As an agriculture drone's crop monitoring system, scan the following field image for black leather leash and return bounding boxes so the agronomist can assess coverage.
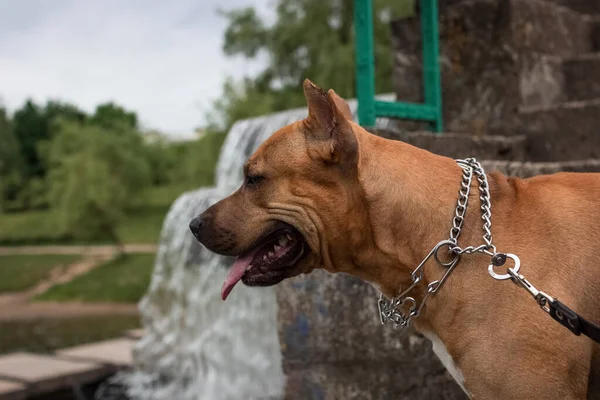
[548,300,600,344]
[491,253,600,344]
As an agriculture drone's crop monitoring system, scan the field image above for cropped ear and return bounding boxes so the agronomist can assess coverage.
[327,89,353,121]
[303,79,357,166]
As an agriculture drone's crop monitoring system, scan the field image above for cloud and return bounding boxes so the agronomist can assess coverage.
[0,0,271,137]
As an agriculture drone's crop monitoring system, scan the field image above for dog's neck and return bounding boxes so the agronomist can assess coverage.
[352,127,506,331]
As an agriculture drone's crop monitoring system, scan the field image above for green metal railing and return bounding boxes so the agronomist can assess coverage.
[354,0,443,132]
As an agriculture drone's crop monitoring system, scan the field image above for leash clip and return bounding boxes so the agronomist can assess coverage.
[507,267,539,298]
[503,260,555,314]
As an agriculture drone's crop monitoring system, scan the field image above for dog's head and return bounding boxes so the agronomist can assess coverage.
[190,80,371,300]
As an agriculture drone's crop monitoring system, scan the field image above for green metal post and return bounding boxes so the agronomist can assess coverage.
[354,0,376,127]
[420,0,443,132]
[353,0,443,132]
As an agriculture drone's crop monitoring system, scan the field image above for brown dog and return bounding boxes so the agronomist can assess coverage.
[190,79,600,399]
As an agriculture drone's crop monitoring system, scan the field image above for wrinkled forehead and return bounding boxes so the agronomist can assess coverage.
[244,121,307,174]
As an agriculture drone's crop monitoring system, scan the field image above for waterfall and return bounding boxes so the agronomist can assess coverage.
[115,97,394,400]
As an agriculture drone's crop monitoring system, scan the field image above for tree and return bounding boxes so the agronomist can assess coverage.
[90,102,138,131]
[9,99,89,209]
[10,99,140,211]
[12,99,87,178]
[208,0,415,131]
[141,129,178,186]
[13,100,47,179]
[0,108,25,211]
[47,121,151,247]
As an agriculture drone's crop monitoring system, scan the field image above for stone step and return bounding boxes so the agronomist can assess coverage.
[543,0,600,14]
[0,353,110,398]
[563,53,600,101]
[0,379,26,400]
[57,338,136,367]
[482,159,600,177]
[283,362,465,400]
[373,130,526,161]
[518,98,600,161]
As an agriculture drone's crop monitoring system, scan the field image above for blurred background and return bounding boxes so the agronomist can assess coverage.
[1,0,599,399]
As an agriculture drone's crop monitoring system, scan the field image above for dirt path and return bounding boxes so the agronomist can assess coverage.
[26,254,113,298]
[0,244,157,256]
[0,248,148,321]
[0,294,138,321]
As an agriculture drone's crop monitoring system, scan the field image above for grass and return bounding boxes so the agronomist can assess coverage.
[0,254,80,293]
[0,184,183,245]
[0,132,227,246]
[0,315,140,355]
[35,253,155,303]
[0,209,70,245]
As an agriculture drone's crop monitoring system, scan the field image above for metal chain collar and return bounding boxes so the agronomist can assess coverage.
[378,158,496,329]
[378,158,600,345]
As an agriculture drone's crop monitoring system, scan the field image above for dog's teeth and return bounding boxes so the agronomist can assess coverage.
[286,234,292,241]
[263,255,268,261]
[274,245,281,251]
[246,265,253,271]
[268,252,274,257]
[279,236,289,246]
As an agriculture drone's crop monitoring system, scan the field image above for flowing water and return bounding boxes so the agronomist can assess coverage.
[112,98,394,400]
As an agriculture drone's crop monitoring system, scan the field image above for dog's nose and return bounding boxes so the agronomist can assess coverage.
[189,216,205,238]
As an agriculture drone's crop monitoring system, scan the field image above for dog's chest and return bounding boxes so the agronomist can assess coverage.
[422,331,470,397]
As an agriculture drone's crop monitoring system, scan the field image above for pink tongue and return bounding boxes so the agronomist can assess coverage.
[221,248,260,301]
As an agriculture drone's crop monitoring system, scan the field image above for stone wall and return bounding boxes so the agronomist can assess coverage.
[390,0,591,136]
[276,270,467,400]
[373,129,526,161]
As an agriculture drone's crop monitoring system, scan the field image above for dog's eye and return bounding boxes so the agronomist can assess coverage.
[245,175,265,188]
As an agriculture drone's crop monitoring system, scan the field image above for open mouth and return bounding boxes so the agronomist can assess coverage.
[221,224,307,301]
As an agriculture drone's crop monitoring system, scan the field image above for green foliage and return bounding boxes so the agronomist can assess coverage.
[6,99,140,212]
[43,100,87,132]
[142,130,179,186]
[13,100,87,180]
[209,0,415,131]
[173,132,227,187]
[36,253,155,303]
[0,108,25,211]
[13,100,47,179]
[47,121,151,243]
[7,100,87,210]
[0,254,80,292]
[90,102,138,131]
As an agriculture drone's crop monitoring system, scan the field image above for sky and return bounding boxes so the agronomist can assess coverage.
[0,0,271,139]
